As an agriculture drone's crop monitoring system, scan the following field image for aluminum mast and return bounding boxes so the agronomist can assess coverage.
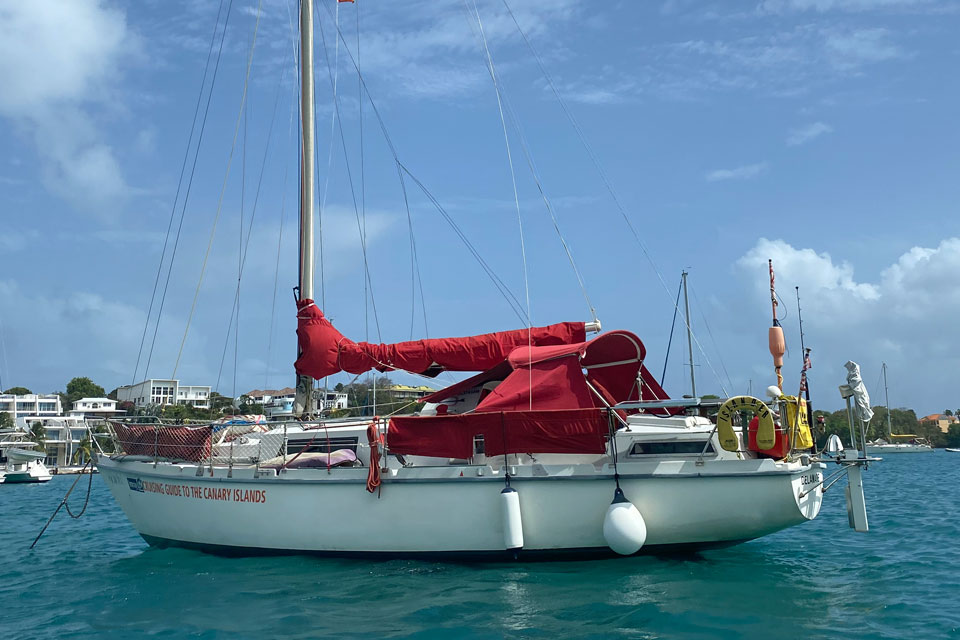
[682,270,696,398]
[295,0,316,416]
[883,362,892,439]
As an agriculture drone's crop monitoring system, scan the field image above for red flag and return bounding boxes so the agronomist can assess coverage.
[338,0,354,3]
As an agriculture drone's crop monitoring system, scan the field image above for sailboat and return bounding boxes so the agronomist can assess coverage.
[866,363,933,454]
[97,1,872,558]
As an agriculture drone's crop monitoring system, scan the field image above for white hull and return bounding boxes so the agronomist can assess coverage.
[866,444,933,454]
[99,455,823,557]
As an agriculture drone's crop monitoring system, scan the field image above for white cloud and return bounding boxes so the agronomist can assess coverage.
[787,121,833,145]
[643,25,906,100]
[734,237,960,411]
[0,0,139,215]
[737,238,880,310]
[705,162,768,182]
[760,0,936,13]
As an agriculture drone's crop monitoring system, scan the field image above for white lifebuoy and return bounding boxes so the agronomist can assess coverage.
[603,487,647,555]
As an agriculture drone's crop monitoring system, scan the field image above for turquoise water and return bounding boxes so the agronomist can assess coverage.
[2,454,958,639]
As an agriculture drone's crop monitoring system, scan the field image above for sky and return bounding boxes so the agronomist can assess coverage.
[0,0,958,414]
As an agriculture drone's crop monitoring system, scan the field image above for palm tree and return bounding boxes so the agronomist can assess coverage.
[72,433,94,466]
[29,421,46,450]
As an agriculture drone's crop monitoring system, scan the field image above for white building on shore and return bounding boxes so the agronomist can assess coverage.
[0,393,62,422]
[69,397,124,420]
[117,379,211,409]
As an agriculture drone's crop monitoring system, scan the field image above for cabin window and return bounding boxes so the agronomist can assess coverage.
[629,441,715,455]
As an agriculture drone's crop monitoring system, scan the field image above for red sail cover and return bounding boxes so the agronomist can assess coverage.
[294,299,586,378]
[388,409,608,459]
[387,331,673,457]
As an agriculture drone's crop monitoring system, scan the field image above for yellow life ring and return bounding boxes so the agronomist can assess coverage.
[716,396,774,452]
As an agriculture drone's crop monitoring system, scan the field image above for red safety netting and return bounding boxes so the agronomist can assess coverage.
[388,409,608,459]
[294,299,586,378]
[111,422,212,462]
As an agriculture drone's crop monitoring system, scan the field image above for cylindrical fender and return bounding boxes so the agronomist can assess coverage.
[716,396,775,452]
[500,486,523,551]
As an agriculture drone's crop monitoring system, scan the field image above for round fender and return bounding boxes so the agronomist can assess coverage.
[717,396,774,452]
[603,488,647,555]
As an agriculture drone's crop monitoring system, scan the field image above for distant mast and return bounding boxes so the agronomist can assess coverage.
[883,362,892,439]
[295,0,316,417]
[682,270,697,398]
[768,260,785,390]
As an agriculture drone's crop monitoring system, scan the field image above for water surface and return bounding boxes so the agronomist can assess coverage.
[2,454,957,639]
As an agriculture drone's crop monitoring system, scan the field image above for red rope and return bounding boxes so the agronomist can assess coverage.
[366,417,382,494]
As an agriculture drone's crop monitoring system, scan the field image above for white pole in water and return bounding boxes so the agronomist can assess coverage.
[882,362,892,439]
[295,0,316,417]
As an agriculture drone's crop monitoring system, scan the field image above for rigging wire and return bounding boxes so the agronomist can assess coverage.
[467,0,533,408]
[690,282,735,393]
[316,0,526,325]
[173,0,264,379]
[215,61,287,393]
[460,2,597,326]
[137,0,234,383]
[660,274,683,386]
[0,309,8,392]
[315,2,381,343]
[266,88,298,391]
[499,0,729,396]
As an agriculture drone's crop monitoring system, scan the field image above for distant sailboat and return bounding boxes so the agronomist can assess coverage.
[866,363,933,454]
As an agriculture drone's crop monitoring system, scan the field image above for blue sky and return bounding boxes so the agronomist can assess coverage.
[1,0,958,414]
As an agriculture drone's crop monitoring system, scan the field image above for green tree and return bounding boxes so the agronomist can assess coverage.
[209,392,233,415]
[0,412,14,429]
[237,395,264,414]
[3,386,31,395]
[64,377,106,408]
[945,424,960,448]
[944,409,953,416]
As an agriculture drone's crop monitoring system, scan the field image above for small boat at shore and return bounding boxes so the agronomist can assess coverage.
[0,430,52,484]
[946,448,960,453]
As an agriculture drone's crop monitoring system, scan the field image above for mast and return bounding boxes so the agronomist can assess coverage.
[295,0,316,417]
[883,362,892,438]
[682,270,696,398]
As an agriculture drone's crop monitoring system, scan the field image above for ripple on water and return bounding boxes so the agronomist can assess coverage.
[2,456,959,639]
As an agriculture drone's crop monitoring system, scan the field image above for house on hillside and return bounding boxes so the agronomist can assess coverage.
[244,387,347,419]
[117,379,211,409]
[919,413,958,434]
[69,397,124,420]
[0,393,62,422]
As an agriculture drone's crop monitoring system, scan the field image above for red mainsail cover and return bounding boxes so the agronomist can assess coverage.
[294,299,586,378]
[386,330,673,458]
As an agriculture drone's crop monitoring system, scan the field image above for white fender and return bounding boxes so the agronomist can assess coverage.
[603,487,647,555]
[500,486,523,551]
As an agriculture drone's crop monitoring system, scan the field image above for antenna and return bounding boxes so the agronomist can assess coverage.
[768,260,785,390]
